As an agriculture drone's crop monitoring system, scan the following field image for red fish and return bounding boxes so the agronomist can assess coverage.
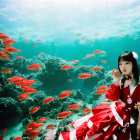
[60,65,73,70]
[1,69,12,74]
[17,94,30,101]
[27,64,42,71]
[29,131,41,140]
[36,39,41,41]
[29,107,40,114]
[101,60,107,63]
[12,78,25,85]
[14,137,23,140]
[78,73,93,79]
[95,89,106,95]
[19,32,24,35]
[6,77,17,83]
[37,118,49,123]
[7,76,25,84]
[0,51,11,60]
[90,67,103,71]
[27,121,35,128]
[46,124,55,129]
[71,60,79,63]
[42,97,55,104]
[26,123,43,134]
[23,40,29,43]
[58,90,73,99]
[97,86,109,90]
[57,111,72,119]
[22,86,38,94]
[24,127,32,133]
[31,123,44,131]
[83,108,92,113]
[16,56,23,59]
[0,34,9,40]
[17,79,36,87]
[38,53,45,55]
[84,54,95,59]
[3,46,21,54]
[67,104,81,110]
[22,79,36,86]
[24,128,33,135]
[0,55,11,60]
[93,50,102,53]
[33,46,38,48]
[6,78,13,83]
[3,39,16,47]
[0,51,6,56]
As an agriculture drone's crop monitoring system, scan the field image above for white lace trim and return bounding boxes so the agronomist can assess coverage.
[110,102,124,126]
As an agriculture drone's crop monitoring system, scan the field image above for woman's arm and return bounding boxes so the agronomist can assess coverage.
[105,69,121,101]
[105,84,121,101]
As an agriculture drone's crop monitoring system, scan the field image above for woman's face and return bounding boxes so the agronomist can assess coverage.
[119,60,133,76]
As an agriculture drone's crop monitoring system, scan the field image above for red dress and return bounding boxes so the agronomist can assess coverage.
[59,83,140,140]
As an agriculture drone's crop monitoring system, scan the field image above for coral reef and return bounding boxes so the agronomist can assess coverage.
[0,97,23,128]
[0,33,112,139]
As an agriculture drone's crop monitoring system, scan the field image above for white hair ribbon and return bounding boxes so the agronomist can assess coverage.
[132,51,138,59]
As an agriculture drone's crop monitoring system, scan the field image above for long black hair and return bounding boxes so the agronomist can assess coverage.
[118,51,139,86]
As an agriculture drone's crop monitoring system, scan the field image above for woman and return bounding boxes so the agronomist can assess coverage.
[59,51,140,140]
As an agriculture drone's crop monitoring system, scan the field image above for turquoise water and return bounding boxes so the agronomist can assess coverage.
[0,0,140,139]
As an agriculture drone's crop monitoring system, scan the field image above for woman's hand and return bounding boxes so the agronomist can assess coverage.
[134,102,140,112]
[112,69,121,85]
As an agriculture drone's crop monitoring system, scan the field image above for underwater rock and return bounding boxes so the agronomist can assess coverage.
[1,82,22,98]
[43,94,85,119]
[91,94,107,109]
[35,56,70,96]
[0,97,23,128]
[70,89,86,101]
[12,58,31,74]
[43,55,65,71]
[0,59,7,69]
[58,118,73,127]
[43,118,73,140]
[43,108,62,119]
[89,70,114,106]
[43,99,62,111]
[32,91,46,105]
[70,64,92,79]
[0,73,6,87]
[19,98,35,117]
[22,118,30,129]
